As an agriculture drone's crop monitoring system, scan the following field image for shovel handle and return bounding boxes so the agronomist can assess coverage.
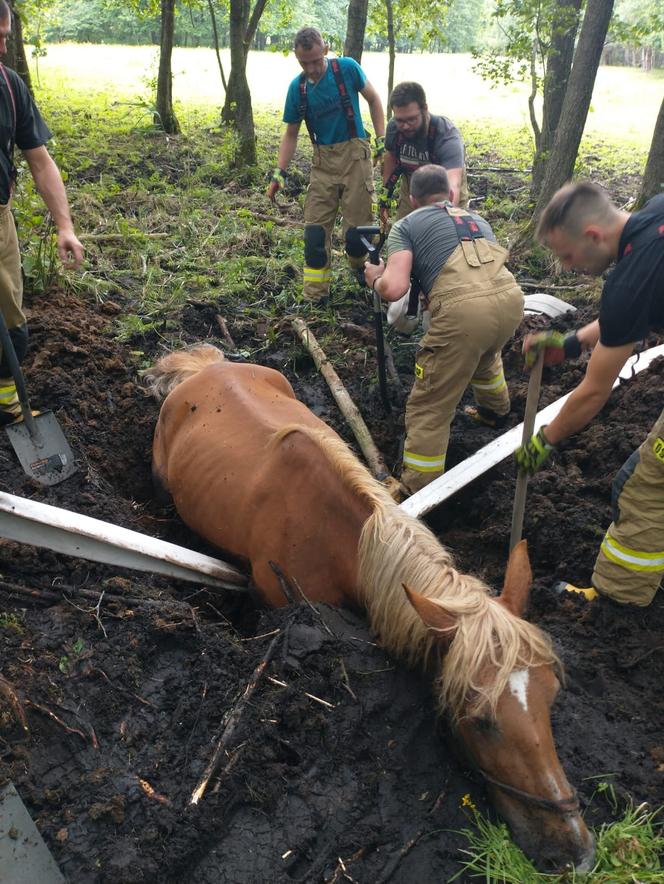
[510,351,544,550]
[0,309,39,439]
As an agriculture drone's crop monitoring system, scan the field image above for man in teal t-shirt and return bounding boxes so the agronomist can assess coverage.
[267,27,385,301]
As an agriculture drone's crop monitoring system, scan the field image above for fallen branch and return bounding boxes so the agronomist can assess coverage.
[189,629,282,805]
[0,675,28,732]
[291,317,391,481]
[247,211,304,228]
[80,232,169,241]
[25,698,97,747]
[216,314,237,349]
[519,280,591,291]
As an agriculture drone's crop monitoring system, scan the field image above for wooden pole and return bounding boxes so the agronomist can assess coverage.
[291,317,391,481]
[510,351,544,550]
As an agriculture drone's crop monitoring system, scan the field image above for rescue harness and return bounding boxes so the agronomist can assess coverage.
[298,58,357,143]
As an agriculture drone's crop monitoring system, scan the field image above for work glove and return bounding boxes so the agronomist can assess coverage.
[373,134,386,166]
[515,426,555,475]
[267,167,286,202]
[523,329,582,368]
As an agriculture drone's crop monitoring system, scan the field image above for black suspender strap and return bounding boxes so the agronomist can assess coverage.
[0,63,17,182]
[444,205,484,242]
[298,73,316,143]
[299,59,358,144]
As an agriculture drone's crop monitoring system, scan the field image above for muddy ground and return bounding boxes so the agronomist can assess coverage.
[0,267,663,884]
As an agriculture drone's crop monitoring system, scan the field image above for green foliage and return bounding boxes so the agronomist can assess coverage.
[0,611,23,631]
[59,637,85,673]
[474,0,583,87]
[453,790,664,883]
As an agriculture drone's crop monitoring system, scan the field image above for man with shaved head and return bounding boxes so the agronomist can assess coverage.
[516,181,664,606]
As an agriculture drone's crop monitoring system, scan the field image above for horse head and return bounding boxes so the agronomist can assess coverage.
[404,541,595,874]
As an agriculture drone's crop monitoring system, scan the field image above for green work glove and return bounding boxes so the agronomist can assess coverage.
[515,426,555,475]
[524,330,581,368]
[267,167,286,201]
[373,134,386,164]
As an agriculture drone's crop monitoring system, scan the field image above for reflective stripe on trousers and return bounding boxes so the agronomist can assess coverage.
[592,407,664,606]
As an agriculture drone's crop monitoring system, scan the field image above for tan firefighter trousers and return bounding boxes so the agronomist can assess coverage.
[0,203,25,332]
[396,166,469,221]
[401,236,523,495]
[303,138,374,299]
[592,408,664,605]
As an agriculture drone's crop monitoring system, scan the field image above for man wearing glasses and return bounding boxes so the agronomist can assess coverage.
[381,81,467,227]
[267,27,385,302]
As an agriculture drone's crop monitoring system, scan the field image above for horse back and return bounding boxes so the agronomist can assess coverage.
[152,360,370,607]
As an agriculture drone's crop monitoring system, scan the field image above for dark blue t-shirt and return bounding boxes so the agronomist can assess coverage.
[0,65,52,203]
[599,193,664,347]
[283,56,367,145]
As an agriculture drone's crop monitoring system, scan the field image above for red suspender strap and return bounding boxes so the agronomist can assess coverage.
[330,59,357,140]
[299,60,358,144]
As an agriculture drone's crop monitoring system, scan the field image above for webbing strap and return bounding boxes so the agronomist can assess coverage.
[298,58,357,144]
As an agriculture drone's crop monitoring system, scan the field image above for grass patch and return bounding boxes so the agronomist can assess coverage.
[452,790,664,882]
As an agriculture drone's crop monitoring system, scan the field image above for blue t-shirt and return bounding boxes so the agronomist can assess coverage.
[283,56,367,145]
[599,193,664,347]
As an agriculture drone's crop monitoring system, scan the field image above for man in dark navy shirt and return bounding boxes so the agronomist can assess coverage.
[515,181,664,606]
[0,0,83,424]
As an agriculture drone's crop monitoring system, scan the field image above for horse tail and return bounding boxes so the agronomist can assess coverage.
[142,344,226,400]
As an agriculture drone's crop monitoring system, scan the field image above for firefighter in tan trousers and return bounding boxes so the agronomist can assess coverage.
[363,164,524,496]
[267,27,385,301]
[517,182,664,606]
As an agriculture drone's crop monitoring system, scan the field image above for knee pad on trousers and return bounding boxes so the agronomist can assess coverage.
[0,323,28,374]
[304,225,328,269]
[344,227,367,259]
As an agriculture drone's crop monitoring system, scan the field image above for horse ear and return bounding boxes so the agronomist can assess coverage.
[402,583,457,645]
[499,539,532,618]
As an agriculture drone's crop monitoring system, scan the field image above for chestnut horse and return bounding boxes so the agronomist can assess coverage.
[145,345,594,873]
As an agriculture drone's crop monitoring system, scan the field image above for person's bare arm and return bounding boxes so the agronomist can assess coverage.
[23,145,83,268]
[363,250,412,301]
[360,81,385,139]
[544,340,634,445]
[276,122,302,172]
[445,166,463,207]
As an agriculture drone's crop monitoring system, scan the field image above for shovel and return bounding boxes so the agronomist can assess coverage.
[0,310,76,486]
[509,350,544,550]
[351,225,391,413]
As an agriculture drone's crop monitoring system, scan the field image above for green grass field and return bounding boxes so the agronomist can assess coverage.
[34,43,663,151]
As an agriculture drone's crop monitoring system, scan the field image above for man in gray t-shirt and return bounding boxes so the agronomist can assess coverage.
[381,81,468,224]
[364,165,523,497]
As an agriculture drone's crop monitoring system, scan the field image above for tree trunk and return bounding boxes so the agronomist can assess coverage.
[344,0,369,63]
[386,0,395,118]
[634,94,664,209]
[526,0,615,241]
[7,0,32,93]
[531,0,582,197]
[221,0,268,167]
[155,0,180,134]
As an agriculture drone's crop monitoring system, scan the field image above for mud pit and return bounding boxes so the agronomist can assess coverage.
[0,286,663,883]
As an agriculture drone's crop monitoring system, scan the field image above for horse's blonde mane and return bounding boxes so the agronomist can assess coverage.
[271,423,558,721]
[142,344,226,400]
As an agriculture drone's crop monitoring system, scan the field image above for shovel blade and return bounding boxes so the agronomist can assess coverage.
[5,410,77,486]
[0,781,65,883]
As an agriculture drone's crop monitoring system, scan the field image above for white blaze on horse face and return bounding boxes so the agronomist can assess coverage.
[508,669,530,713]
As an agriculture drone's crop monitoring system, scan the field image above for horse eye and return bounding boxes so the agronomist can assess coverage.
[473,716,498,735]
